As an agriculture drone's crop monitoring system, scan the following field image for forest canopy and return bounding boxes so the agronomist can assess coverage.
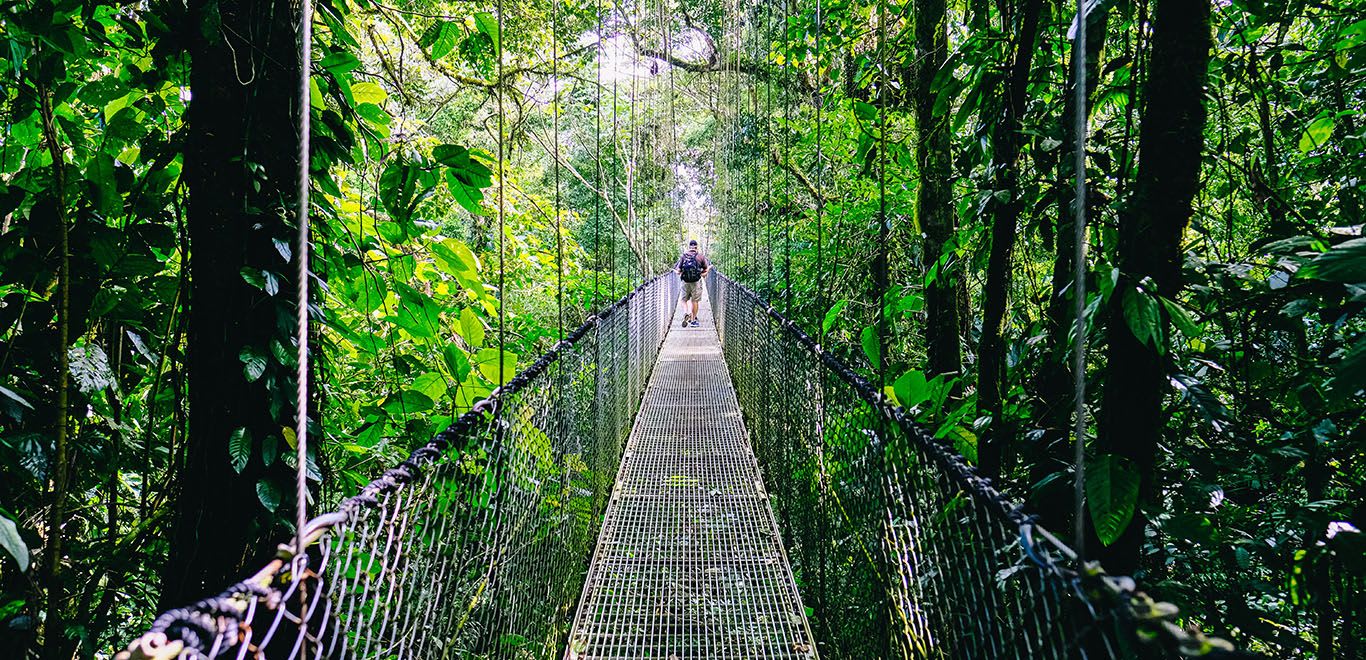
[0,0,1362,657]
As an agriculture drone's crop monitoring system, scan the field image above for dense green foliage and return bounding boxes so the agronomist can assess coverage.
[0,0,1361,656]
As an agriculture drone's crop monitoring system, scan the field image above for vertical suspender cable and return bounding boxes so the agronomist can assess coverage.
[875,0,888,386]
[291,0,314,651]
[553,0,563,338]
[497,0,507,388]
[594,0,603,304]
[813,0,825,335]
[1070,0,1090,558]
[293,0,312,595]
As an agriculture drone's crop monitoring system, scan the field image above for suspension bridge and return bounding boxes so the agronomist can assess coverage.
[114,272,1237,660]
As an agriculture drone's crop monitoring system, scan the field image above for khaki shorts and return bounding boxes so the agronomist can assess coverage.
[682,280,703,302]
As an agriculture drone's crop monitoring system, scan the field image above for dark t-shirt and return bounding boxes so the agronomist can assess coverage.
[675,249,709,272]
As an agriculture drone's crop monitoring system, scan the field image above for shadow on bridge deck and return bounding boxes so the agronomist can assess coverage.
[569,288,818,659]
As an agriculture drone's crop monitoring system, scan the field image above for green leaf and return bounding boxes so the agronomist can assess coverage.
[419,21,461,60]
[86,154,120,215]
[475,348,518,384]
[382,389,435,416]
[822,300,848,334]
[351,81,387,106]
[1330,336,1366,395]
[942,425,977,464]
[459,308,485,347]
[1164,513,1214,543]
[0,385,35,411]
[1298,115,1334,153]
[892,370,929,408]
[432,238,480,278]
[256,479,281,513]
[393,285,442,339]
[68,345,113,394]
[228,427,251,473]
[1122,286,1162,349]
[1087,454,1140,546]
[412,371,448,400]
[1299,238,1366,283]
[0,515,29,572]
[444,168,486,214]
[320,51,361,75]
[474,12,500,54]
[1160,298,1201,339]
[443,343,472,381]
[860,326,881,371]
[239,346,267,382]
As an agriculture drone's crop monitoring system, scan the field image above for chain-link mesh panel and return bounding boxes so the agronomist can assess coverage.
[707,272,1161,659]
[116,274,681,660]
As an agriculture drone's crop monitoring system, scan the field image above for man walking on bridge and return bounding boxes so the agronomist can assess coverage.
[675,239,710,327]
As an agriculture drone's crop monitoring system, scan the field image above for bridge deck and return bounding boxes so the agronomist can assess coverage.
[569,289,818,659]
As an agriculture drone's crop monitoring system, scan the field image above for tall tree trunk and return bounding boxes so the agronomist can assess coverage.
[912,0,961,382]
[36,79,73,660]
[1094,0,1212,573]
[161,0,304,605]
[976,0,1044,481]
[1030,4,1108,530]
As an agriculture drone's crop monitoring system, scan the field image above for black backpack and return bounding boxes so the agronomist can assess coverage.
[679,252,703,282]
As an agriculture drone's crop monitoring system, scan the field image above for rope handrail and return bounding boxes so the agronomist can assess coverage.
[708,270,1240,658]
[116,272,680,660]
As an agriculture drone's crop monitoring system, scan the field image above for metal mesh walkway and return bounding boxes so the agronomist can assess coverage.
[569,289,818,659]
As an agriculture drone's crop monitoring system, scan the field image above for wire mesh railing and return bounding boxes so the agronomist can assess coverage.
[116,274,680,660]
[706,272,1238,659]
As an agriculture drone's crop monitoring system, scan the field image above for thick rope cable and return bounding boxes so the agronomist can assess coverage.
[1071,0,1090,559]
[293,0,312,589]
[291,0,313,651]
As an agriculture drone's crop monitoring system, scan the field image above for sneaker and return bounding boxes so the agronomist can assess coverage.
[681,314,690,327]
[690,319,701,327]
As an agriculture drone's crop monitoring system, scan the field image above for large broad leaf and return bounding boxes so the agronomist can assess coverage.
[69,345,114,394]
[892,370,929,408]
[443,343,472,381]
[0,515,28,572]
[474,12,500,54]
[1160,298,1202,339]
[1087,453,1140,546]
[444,168,486,215]
[1122,286,1162,350]
[1298,115,1334,153]
[431,238,480,280]
[256,479,281,513]
[239,346,268,382]
[228,427,251,473]
[412,372,448,401]
[860,326,882,371]
[392,284,442,339]
[459,308,486,347]
[822,299,848,335]
[475,348,518,385]
[1331,336,1366,395]
[418,21,460,59]
[1299,238,1366,284]
[379,160,419,222]
[382,389,435,416]
[351,81,387,106]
